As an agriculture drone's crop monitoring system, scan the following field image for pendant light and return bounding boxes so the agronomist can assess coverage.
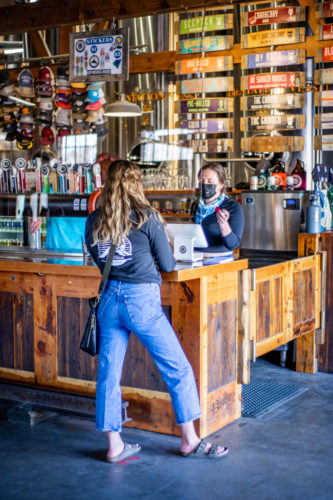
[104,93,142,117]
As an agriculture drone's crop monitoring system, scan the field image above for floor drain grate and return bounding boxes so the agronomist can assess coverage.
[242,379,308,418]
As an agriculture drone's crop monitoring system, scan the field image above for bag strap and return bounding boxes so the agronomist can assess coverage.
[97,243,117,297]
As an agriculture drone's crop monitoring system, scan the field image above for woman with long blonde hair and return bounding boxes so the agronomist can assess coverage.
[85,160,228,463]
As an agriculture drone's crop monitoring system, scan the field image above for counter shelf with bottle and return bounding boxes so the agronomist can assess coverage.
[145,190,196,220]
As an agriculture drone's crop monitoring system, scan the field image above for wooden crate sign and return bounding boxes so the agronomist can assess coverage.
[179,118,232,134]
[319,1,333,18]
[320,46,333,62]
[315,113,333,129]
[178,14,232,34]
[241,93,305,111]
[178,77,233,94]
[242,28,305,49]
[314,135,333,150]
[182,138,233,153]
[241,136,304,153]
[315,90,333,107]
[177,55,233,75]
[178,98,233,114]
[179,35,233,54]
[242,72,303,90]
[241,114,305,132]
[241,50,304,69]
[243,6,305,26]
[315,69,333,85]
[320,24,333,40]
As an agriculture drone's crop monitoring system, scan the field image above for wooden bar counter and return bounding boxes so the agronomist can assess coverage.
[0,250,323,437]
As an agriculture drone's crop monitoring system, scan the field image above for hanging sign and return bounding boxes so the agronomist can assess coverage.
[177,55,233,75]
[178,77,233,94]
[315,68,333,85]
[320,46,333,62]
[242,28,305,49]
[315,90,333,107]
[315,113,333,129]
[182,138,233,153]
[243,6,305,26]
[241,50,304,69]
[179,118,232,134]
[178,97,233,114]
[69,28,129,82]
[178,14,232,34]
[320,24,333,40]
[319,2,333,19]
[179,35,233,54]
[241,114,305,132]
[241,93,305,111]
[241,136,304,153]
[314,135,333,151]
[242,72,304,90]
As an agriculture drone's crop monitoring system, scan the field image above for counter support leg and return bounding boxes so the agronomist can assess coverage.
[296,331,317,374]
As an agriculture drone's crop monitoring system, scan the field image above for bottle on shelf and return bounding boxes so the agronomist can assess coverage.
[291,159,306,190]
[271,159,287,190]
[255,158,270,190]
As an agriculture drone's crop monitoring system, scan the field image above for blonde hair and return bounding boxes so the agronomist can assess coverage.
[92,159,163,246]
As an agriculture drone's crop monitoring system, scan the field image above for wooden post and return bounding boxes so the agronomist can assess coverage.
[237,269,251,384]
[296,331,317,374]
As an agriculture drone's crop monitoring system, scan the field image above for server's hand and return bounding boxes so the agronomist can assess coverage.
[29,217,42,233]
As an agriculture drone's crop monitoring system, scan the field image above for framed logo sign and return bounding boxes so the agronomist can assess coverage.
[69,28,129,82]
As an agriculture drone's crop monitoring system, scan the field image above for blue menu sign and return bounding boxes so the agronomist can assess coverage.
[244,50,302,69]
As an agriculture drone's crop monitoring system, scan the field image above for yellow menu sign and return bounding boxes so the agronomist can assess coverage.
[242,27,305,49]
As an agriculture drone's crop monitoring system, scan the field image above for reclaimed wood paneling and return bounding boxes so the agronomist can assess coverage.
[207,383,241,435]
[293,269,315,336]
[318,234,333,372]
[208,300,236,392]
[0,291,33,371]
[257,277,282,342]
[57,297,98,382]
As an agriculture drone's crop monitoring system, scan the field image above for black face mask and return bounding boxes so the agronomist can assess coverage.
[200,183,217,200]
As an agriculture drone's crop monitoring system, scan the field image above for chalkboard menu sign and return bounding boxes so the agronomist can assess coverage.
[69,28,129,82]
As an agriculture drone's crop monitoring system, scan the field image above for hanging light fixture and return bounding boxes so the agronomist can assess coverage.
[104,93,142,117]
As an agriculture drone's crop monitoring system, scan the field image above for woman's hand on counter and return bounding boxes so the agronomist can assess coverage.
[216,209,232,237]
[29,217,42,234]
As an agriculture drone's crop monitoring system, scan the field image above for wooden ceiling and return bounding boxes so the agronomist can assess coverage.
[0,0,252,34]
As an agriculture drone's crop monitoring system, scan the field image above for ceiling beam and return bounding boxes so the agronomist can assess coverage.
[29,30,51,58]
[0,0,241,34]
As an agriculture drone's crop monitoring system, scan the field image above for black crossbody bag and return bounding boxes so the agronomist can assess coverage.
[80,243,117,356]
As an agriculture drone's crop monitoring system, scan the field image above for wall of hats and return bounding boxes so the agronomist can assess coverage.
[240,1,307,154]
[314,1,333,151]
[0,64,108,153]
[174,5,235,169]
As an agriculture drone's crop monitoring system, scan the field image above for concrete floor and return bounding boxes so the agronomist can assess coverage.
[1,358,333,500]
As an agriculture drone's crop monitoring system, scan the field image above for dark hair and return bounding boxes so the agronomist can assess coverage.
[198,162,227,194]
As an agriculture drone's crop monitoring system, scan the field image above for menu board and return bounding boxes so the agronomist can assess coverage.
[241,93,305,111]
[178,14,232,34]
[319,2,333,19]
[178,77,233,94]
[182,138,233,153]
[315,113,333,129]
[241,72,304,90]
[243,6,305,26]
[315,68,333,85]
[179,118,232,134]
[241,50,305,69]
[178,98,234,114]
[177,55,233,74]
[242,28,305,49]
[241,114,305,132]
[179,35,233,53]
[314,135,333,151]
[319,24,333,40]
[241,136,304,153]
[315,91,333,107]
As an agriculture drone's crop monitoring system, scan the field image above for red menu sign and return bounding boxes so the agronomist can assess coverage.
[245,72,299,90]
[247,7,298,26]
[321,24,333,40]
[322,46,333,62]
[322,2,333,18]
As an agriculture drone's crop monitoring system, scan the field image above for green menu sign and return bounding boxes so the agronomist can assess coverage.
[179,14,232,35]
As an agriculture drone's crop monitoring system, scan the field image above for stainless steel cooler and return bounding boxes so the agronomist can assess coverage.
[241,191,305,253]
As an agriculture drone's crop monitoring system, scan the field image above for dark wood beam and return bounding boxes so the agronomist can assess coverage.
[0,0,240,34]
[29,31,50,58]
[58,26,74,55]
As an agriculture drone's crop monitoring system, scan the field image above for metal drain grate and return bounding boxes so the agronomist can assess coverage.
[242,379,308,418]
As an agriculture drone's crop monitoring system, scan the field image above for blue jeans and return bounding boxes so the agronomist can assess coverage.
[96,280,201,432]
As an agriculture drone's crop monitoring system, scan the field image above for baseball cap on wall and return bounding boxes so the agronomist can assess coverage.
[17,69,34,97]
[39,126,55,145]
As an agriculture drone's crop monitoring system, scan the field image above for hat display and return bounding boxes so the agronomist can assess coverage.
[86,108,105,122]
[39,126,55,145]
[55,108,71,127]
[56,65,69,79]
[0,70,11,90]
[36,66,54,83]
[85,89,101,103]
[0,83,15,97]
[17,69,34,98]
[71,82,87,89]
[87,82,103,91]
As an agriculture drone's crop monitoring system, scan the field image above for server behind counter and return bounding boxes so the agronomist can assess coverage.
[191,162,244,254]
